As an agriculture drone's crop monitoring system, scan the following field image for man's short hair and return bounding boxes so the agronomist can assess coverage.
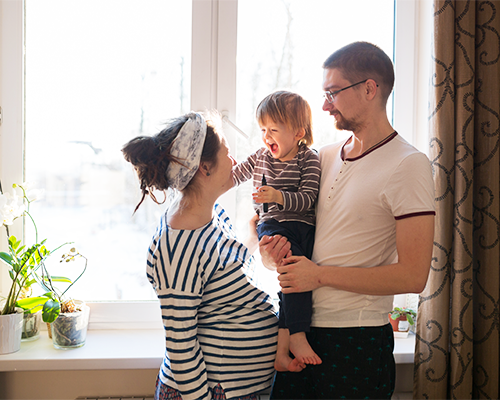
[323,42,395,105]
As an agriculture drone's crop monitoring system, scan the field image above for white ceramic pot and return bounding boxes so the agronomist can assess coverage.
[0,309,24,354]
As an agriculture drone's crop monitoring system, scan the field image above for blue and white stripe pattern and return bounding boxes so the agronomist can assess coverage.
[147,204,278,400]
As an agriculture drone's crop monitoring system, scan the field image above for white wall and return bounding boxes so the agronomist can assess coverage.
[0,369,158,399]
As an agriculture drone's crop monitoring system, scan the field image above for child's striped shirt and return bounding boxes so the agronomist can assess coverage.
[232,144,321,226]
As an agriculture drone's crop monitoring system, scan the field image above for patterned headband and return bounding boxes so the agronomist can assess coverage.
[166,112,207,191]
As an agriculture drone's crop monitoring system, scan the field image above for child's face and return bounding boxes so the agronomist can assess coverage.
[259,119,305,161]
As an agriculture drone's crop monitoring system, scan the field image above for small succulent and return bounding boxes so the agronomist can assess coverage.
[390,307,417,325]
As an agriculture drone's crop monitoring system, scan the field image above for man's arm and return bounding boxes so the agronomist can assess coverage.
[275,214,435,295]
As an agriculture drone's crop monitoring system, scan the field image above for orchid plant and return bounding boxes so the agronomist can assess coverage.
[0,182,86,323]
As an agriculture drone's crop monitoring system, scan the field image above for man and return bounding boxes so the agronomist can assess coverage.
[259,42,435,399]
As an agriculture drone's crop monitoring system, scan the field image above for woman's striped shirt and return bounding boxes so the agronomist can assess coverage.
[232,144,321,226]
[147,204,278,400]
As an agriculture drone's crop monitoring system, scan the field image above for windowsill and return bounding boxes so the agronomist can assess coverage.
[0,329,164,372]
[393,331,416,364]
[0,329,415,372]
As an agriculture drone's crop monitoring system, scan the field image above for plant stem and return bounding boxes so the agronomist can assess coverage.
[24,210,38,244]
[60,255,87,298]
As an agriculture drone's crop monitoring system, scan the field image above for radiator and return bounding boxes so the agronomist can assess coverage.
[76,397,154,400]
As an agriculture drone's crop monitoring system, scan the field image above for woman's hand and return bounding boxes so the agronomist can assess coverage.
[243,213,260,254]
[253,186,284,205]
[277,256,323,293]
[258,235,291,271]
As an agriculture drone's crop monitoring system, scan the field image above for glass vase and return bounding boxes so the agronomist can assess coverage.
[50,302,90,349]
[21,310,42,341]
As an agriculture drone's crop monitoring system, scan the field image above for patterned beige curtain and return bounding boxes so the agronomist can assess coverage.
[414,1,500,399]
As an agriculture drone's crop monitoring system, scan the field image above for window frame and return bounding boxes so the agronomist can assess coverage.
[0,0,429,326]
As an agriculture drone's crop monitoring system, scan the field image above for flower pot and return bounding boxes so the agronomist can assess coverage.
[389,314,409,332]
[0,309,23,354]
[21,310,42,341]
[50,301,90,349]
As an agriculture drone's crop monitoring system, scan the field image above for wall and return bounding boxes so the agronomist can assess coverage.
[0,369,158,400]
[0,365,413,400]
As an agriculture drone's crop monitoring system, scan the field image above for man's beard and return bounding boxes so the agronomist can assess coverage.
[332,111,362,132]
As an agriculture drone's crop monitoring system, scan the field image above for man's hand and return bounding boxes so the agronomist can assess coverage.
[253,186,284,205]
[258,235,291,271]
[277,256,322,293]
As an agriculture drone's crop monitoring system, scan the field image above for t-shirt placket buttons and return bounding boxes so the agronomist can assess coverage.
[328,161,348,201]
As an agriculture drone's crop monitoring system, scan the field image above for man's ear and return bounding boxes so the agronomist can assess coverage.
[366,79,378,100]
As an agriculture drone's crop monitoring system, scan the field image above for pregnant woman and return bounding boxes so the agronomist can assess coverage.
[122,112,278,400]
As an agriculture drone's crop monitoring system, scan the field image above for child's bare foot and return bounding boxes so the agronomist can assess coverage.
[274,352,305,372]
[274,328,306,372]
[289,332,322,365]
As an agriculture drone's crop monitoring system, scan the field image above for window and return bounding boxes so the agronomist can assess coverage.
[232,0,395,295]
[1,0,429,314]
[23,0,192,301]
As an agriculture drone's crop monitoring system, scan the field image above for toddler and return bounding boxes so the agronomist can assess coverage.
[232,91,322,371]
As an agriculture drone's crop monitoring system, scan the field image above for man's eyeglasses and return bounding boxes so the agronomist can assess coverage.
[323,79,378,104]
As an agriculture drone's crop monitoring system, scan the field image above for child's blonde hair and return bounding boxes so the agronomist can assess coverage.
[256,91,313,147]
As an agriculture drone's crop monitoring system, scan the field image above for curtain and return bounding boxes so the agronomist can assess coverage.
[414,1,500,399]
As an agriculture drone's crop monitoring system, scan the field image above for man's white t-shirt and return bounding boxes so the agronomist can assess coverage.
[312,133,435,328]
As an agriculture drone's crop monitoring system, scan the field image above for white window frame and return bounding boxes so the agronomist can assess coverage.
[0,0,430,326]
[0,0,25,297]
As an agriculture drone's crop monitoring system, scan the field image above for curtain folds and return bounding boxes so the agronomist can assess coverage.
[414,1,500,399]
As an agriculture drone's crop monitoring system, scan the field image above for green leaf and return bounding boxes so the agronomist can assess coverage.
[0,252,14,266]
[390,312,401,320]
[44,276,73,284]
[43,292,57,301]
[16,296,50,313]
[15,245,26,255]
[42,299,61,323]
[26,278,37,286]
[407,314,415,325]
[7,235,18,248]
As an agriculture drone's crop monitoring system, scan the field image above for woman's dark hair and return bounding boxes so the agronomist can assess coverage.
[122,112,222,213]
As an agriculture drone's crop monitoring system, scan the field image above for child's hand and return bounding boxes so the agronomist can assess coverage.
[253,186,284,205]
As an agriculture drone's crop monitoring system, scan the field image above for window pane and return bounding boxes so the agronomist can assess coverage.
[25,0,192,301]
[235,0,395,295]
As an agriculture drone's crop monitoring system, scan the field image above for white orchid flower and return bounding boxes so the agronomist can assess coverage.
[14,181,45,202]
[0,191,25,226]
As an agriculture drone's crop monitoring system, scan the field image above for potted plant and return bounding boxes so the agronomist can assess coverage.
[389,307,416,332]
[19,247,89,349]
[0,182,88,351]
[0,182,43,353]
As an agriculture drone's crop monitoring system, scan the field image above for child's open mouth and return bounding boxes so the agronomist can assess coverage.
[269,143,278,153]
